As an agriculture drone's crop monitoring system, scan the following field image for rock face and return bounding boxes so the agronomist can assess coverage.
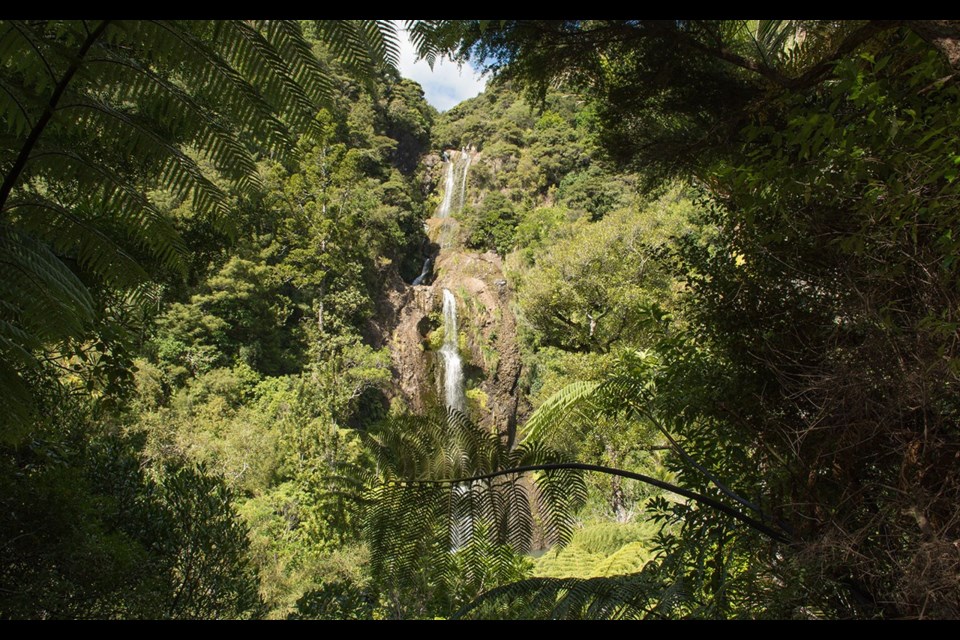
[432,250,526,442]
[378,278,438,415]
[374,247,526,443]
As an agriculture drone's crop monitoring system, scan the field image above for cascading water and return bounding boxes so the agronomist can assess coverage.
[450,482,473,551]
[440,288,466,413]
[434,155,476,548]
[458,146,472,212]
[436,148,473,249]
[437,152,457,219]
[411,257,432,286]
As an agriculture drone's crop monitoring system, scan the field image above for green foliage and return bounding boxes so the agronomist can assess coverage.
[445,21,897,182]
[0,410,261,618]
[469,24,960,618]
[664,34,960,617]
[525,109,591,190]
[455,559,688,620]
[12,17,960,621]
[514,192,693,354]
[520,378,599,444]
[0,18,447,621]
[151,256,298,376]
[382,79,436,174]
[534,522,655,579]
[557,165,636,220]
[512,205,567,260]
[291,580,376,620]
[150,462,263,618]
[132,358,385,615]
[461,191,517,255]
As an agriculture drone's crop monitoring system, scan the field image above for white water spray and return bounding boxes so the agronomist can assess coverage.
[437,153,457,219]
[412,257,432,286]
[436,148,473,218]
[440,288,466,413]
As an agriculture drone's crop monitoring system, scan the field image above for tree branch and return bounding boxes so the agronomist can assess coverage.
[908,20,960,70]
[653,23,794,88]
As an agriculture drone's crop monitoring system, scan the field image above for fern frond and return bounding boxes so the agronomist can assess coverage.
[0,224,95,343]
[313,21,400,82]
[338,409,586,615]
[520,379,599,443]
[754,20,795,64]
[261,21,338,107]
[8,196,149,289]
[74,49,261,191]
[216,21,321,139]
[404,20,466,70]
[337,404,792,617]
[520,351,789,535]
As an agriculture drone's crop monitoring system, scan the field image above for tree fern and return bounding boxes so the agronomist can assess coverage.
[0,19,398,437]
[403,21,463,69]
[324,409,586,617]
[519,379,598,443]
[312,21,400,83]
[438,347,795,619]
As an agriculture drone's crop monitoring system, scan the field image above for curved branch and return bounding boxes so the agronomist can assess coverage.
[391,462,792,544]
[657,20,901,91]
[652,23,793,88]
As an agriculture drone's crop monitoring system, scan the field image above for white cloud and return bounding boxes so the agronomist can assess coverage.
[395,22,487,112]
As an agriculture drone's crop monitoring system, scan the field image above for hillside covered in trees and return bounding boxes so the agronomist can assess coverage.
[2,20,959,619]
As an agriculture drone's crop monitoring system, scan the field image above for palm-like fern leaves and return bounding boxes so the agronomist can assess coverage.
[442,349,794,620]
[314,21,401,79]
[0,20,397,437]
[329,409,587,616]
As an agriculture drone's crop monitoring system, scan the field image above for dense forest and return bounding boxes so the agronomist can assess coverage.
[2,20,959,619]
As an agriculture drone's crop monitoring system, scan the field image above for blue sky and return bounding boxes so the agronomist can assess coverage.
[395,22,488,112]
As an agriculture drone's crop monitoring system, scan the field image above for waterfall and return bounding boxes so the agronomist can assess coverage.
[443,286,470,551]
[411,257,432,286]
[437,153,457,219]
[436,148,473,249]
[440,288,466,413]
[450,482,472,552]
[436,147,472,219]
